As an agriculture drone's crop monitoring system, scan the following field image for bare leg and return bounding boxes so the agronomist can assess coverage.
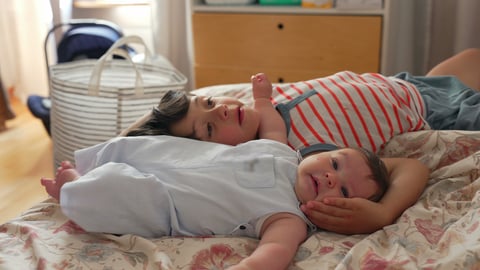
[426,48,480,91]
[40,161,81,202]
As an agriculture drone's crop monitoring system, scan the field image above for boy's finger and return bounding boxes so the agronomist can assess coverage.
[322,197,351,207]
[303,201,351,217]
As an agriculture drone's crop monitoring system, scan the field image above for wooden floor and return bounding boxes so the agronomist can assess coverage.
[0,97,52,224]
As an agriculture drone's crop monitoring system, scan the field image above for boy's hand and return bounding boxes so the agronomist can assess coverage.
[251,73,273,100]
[301,197,394,234]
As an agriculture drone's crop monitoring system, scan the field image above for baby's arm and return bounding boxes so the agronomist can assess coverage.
[302,157,429,234]
[40,161,80,201]
[229,213,307,270]
[251,73,287,144]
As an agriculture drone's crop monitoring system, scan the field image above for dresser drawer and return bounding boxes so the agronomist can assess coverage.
[192,13,382,87]
[195,66,331,87]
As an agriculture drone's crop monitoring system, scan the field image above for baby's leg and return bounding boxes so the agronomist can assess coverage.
[426,48,480,91]
[41,161,80,201]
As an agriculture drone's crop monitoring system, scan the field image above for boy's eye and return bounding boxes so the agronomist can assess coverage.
[341,186,349,198]
[207,123,213,137]
[207,97,214,107]
[332,159,338,170]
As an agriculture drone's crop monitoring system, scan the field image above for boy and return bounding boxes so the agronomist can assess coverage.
[40,135,428,270]
[125,48,480,150]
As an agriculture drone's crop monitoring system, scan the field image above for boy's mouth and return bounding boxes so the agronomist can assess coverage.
[311,175,319,195]
[238,106,244,125]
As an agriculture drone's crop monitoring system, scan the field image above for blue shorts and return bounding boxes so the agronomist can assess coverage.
[394,72,480,130]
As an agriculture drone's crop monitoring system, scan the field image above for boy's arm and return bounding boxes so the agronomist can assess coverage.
[302,157,429,234]
[230,213,307,270]
[251,73,288,144]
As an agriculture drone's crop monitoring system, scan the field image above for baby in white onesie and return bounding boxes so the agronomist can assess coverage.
[41,135,389,239]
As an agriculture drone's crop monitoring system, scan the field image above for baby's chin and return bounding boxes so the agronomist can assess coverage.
[294,190,310,205]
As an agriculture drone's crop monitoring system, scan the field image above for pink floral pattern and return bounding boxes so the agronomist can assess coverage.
[1,129,480,269]
[190,244,244,269]
[414,219,445,245]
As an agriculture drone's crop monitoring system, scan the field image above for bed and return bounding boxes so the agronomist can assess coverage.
[1,83,480,269]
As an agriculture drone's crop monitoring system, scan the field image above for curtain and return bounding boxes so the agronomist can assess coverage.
[0,0,53,103]
[395,0,480,75]
[150,0,193,90]
[426,0,480,71]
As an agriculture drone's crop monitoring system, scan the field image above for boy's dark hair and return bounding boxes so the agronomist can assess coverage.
[126,90,190,137]
[353,147,389,202]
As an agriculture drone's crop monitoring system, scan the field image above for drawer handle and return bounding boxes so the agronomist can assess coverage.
[277,77,284,83]
[277,23,284,30]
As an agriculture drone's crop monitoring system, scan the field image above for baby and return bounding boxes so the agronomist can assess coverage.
[41,135,397,270]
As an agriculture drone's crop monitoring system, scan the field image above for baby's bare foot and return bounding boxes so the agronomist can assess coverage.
[55,161,75,178]
[42,161,80,201]
[56,168,80,185]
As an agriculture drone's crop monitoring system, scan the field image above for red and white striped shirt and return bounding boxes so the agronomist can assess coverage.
[272,71,429,153]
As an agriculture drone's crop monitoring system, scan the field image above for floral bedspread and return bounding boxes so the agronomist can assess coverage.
[1,129,479,269]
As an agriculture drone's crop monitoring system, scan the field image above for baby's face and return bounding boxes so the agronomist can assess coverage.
[169,95,260,145]
[295,148,379,204]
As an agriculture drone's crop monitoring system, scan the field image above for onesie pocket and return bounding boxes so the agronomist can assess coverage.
[233,155,275,188]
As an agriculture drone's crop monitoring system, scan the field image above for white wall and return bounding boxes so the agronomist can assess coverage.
[0,0,53,101]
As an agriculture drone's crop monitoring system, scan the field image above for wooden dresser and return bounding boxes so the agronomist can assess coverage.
[189,0,397,88]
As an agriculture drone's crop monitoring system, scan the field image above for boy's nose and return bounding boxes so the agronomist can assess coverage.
[214,104,228,120]
[325,173,336,188]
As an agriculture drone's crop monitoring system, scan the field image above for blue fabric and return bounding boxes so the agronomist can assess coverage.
[57,25,123,63]
[27,95,50,135]
[394,72,480,130]
[275,88,317,136]
[299,143,338,158]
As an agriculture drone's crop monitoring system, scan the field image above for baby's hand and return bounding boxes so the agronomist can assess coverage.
[40,161,80,201]
[251,73,273,100]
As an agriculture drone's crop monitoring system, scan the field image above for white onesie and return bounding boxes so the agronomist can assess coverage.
[61,136,315,238]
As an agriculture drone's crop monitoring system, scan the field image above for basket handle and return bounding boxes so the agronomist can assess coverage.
[88,35,152,96]
[106,35,153,64]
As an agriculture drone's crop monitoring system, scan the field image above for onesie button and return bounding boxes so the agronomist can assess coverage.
[231,224,254,237]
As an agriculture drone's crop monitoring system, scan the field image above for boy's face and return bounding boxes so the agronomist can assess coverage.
[170,95,260,145]
[295,148,379,204]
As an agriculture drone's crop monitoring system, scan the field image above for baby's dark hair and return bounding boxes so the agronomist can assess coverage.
[126,90,190,137]
[353,147,389,202]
